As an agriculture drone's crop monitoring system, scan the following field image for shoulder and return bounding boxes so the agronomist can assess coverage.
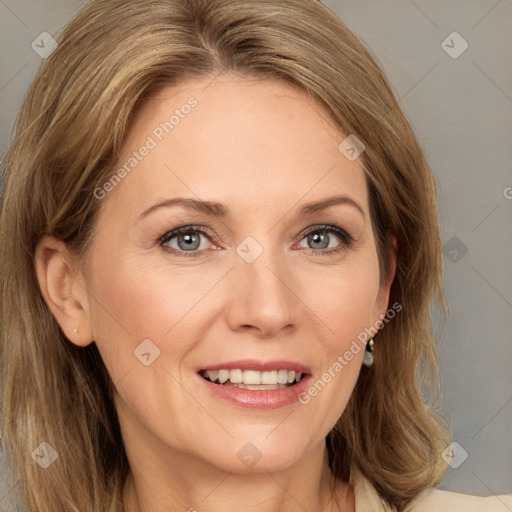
[404,487,512,512]
[350,467,512,512]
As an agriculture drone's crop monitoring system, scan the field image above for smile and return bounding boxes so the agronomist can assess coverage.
[199,369,304,389]
[196,360,312,407]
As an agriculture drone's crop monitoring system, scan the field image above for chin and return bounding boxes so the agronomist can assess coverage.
[191,430,315,474]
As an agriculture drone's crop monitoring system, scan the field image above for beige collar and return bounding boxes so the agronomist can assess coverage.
[350,466,388,511]
[348,466,512,512]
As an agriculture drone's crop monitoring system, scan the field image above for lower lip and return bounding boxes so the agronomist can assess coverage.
[197,373,312,409]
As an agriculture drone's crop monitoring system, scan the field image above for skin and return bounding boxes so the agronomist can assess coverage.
[35,74,396,512]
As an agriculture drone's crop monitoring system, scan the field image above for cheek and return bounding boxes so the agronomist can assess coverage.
[84,250,207,372]
[289,255,380,425]
[105,272,198,336]
[298,286,377,435]
[85,246,232,382]
[304,256,381,351]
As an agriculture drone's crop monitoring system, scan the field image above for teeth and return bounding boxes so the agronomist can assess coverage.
[201,369,304,386]
[261,370,278,384]
[218,369,230,384]
[277,369,289,384]
[243,370,261,385]
[229,369,243,384]
[232,383,287,390]
[206,370,218,382]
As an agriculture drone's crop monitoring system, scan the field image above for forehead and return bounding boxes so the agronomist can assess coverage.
[101,75,368,221]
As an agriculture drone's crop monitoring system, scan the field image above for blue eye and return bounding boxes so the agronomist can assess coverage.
[159,224,353,257]
[297,225,353,256]
[159,226,215,257]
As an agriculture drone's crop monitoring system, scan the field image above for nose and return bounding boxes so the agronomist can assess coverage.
[224,246,298,338]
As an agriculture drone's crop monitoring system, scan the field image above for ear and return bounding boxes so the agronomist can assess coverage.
[34,236,94,347]
[373,234,398,320]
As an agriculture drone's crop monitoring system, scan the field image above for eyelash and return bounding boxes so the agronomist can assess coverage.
[158,224,353,258]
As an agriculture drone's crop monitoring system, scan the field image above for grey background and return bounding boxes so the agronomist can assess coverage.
[0,0,511,507]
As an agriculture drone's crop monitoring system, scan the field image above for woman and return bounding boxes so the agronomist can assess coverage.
[0,0,510,511]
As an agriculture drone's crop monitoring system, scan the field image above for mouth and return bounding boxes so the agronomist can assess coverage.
[198,368,308,390]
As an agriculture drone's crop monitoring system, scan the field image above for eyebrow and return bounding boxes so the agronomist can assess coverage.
[138,194,365,220]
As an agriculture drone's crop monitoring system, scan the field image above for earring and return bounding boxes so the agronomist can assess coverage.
[73,328,78,334]
[363,338,374,367]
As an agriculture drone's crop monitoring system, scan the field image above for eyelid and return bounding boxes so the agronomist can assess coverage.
[294,224,354,256]
[298,224,353,245]
[158,223,354,257]
[159,224,218,245]
[159,225,221,258]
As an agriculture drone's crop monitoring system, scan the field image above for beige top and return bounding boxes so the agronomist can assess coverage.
[351,467,512,511]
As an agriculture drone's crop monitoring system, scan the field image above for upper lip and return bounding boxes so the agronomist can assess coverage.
[198,359,311,374]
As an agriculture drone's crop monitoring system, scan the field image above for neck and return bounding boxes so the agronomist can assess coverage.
[122,440,354,512]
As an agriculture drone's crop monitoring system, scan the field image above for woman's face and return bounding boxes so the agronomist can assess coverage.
[79,74,393,474]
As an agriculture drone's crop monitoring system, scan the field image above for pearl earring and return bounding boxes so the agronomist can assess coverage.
[73,328,78,334]
[363,338,374,367]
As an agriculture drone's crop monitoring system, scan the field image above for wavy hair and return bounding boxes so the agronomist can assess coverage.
[0,0,450,510]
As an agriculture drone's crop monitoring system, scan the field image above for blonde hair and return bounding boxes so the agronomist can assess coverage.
[0,0,450,510]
